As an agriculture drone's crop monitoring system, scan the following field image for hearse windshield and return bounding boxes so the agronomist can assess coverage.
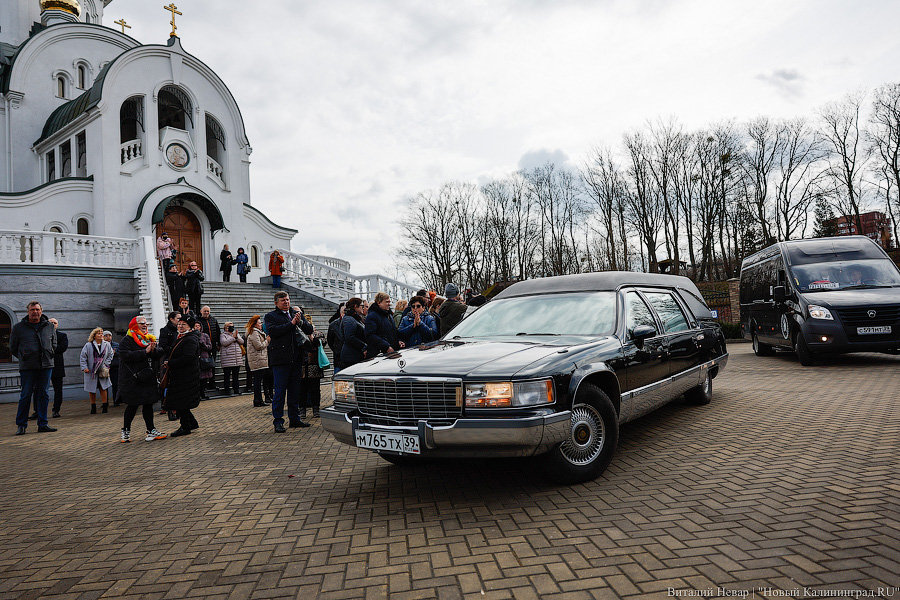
[790,259,900,292]
[447,291,616,338]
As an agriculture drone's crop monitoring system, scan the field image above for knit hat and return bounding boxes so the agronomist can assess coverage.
[444,283,459,298]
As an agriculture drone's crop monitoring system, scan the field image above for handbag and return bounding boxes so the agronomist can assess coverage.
[317,344,330,369]
[200,356,215,370]
[98,366,110,378]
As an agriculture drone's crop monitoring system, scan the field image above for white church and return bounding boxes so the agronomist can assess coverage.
[0,0,416,392]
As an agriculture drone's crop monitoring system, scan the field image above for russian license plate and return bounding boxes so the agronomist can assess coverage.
[857,326,891,335]
[355,430,420,454]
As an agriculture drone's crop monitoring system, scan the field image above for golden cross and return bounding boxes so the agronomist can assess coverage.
[163,3,182,37]
[114,18,131,33]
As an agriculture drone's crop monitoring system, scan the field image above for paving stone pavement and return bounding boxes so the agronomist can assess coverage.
[1,344,899,600]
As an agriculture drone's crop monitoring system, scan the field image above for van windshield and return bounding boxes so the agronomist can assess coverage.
[790,259,900,292]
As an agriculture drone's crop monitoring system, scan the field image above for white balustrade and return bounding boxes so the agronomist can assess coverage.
[207,156,224,183]
[0,230,139,268]
[265,249,418,303]
[120,139,142,165]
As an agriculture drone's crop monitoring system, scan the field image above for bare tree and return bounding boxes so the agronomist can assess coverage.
[819,91,871,234]
[773,118,826,240]
[580,146,630,271]
[623,131,663,272]
[868,82,900,246]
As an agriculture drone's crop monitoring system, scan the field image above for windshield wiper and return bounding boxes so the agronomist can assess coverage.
[841,284,894,290]
[516,332,560,336]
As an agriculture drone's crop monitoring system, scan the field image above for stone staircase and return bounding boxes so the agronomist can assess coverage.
[198,281,340,391]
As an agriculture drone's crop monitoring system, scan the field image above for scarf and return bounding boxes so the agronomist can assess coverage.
[127,317,153,348]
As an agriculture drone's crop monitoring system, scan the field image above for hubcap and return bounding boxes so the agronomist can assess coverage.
[559,403,606,466]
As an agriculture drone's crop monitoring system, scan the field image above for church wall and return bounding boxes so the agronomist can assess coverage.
[0,178,94,232]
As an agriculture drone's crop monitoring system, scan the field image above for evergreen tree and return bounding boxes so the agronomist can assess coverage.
[812,197,839,238]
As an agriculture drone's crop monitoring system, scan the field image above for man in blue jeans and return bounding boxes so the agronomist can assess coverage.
[10,301,58,435]
[263,291,313,433]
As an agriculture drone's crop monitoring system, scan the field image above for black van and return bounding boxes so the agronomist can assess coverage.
[740,235,900,365]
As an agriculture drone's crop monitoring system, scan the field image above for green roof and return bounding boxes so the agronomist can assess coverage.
[34,60,112,145]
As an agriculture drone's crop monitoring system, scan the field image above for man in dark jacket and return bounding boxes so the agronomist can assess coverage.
[197,306,221,392]
[49,318,68,417]
[165,264,186,310]
[264,291,313,433]
[10,301,57,435]
[438,283,468,336]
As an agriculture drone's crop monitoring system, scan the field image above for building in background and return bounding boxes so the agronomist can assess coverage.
[824,211,893,249]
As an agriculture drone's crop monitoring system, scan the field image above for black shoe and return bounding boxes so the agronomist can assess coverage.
[169,427,191,437]
[90,405,97,414]
[312,409,320,418]
[189,420,199,431]
[101,403,108,414]
[253,402,266,407]
[28,413,37,421]
[167,410,177,421]
[37,426,57,432]
[289,421,310,428]
[52,411,60,418]
[274,424,286,433]
[15,426,25,435]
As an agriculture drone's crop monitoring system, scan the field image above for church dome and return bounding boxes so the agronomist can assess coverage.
[40,0,81,16]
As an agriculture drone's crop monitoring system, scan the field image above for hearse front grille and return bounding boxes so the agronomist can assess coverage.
[355,377,462,423]
[835,305,900,326]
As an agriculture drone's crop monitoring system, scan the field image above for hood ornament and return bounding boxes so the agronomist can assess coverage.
[868,310,877,318]
[397,358,406,370]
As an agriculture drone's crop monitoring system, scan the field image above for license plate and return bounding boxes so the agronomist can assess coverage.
[857,326,891,335]
[355,430,420,454]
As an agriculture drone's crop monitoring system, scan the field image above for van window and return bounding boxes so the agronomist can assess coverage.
[790,259,900,292]
[644,292,690,333]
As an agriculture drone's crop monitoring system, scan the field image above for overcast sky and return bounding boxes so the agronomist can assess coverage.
[108,0,900,279]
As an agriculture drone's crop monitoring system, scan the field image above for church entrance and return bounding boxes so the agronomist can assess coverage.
[157,206,203,273]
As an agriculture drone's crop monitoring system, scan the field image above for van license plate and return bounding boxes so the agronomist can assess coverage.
[355,431,420,454]
[857,326,891,335]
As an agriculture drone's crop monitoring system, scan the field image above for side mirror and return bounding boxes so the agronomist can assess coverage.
[631,324,657,349]
[773,285,787,303]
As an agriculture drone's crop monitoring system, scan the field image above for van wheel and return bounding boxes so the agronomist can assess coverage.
[538,383,618,484]
[794,333,816,366]
[685,372,712,405]
[752,332,774,356]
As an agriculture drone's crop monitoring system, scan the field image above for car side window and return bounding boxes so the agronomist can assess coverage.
[644,292,690,333]
[625,292,657,339]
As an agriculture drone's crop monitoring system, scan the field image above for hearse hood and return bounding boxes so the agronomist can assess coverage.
[342,338,615,379]
[801,287,900,308]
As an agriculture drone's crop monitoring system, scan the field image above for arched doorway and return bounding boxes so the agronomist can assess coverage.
[157,206,203,272]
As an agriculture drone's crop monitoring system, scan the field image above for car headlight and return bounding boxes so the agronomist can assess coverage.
[333,379,356,404]
[807,305,834,320]
[465,380,554,408]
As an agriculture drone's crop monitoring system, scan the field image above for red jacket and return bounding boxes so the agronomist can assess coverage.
[269,253,284,276]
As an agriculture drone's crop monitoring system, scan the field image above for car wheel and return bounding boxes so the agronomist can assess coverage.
[684,371,712,405]
[378,453,428,467]
[538,383,618,484]
[752,332,774,356]
[794,333,816,366]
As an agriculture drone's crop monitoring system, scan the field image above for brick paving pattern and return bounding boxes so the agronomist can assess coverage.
[1,343,899,599]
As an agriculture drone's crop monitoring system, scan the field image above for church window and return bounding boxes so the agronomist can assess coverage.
[47,149,56,182]
[49,226,62,233]
[76,132,87,176]
[250,246,260,269]
[77,66,86,89]
[158,85,193,132]
[60,140,72,178]
[0,309,12,364]
[76,218,89,235]
[56,76,66,98]
[120,97,144,164]
[205,113,226,181]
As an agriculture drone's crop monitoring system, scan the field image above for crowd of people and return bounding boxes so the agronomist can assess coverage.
[10,269,485,439]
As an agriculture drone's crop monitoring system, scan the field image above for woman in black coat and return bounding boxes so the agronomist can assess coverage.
[117,317,167,442]
[219,244,235,282]
[339,297,368,368]
[364,292,402,356]
[164,316,202,437]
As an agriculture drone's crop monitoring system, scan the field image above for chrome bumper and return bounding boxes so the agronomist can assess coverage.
[320,409,572,458]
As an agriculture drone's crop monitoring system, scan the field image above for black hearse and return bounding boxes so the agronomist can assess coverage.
[321,272,728,484]
[740,235,900,365]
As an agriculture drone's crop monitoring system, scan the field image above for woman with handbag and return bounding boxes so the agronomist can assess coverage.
[117,316,167,442]
[245,315,271,407]
[80,327,114,414]
[193,322,214,400]
[235,247,250,283]
[219,322,244,396]
[165,315,202,437]
[302,331,327,418]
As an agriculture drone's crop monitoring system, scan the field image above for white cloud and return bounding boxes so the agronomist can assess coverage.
[108,0,900,275]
